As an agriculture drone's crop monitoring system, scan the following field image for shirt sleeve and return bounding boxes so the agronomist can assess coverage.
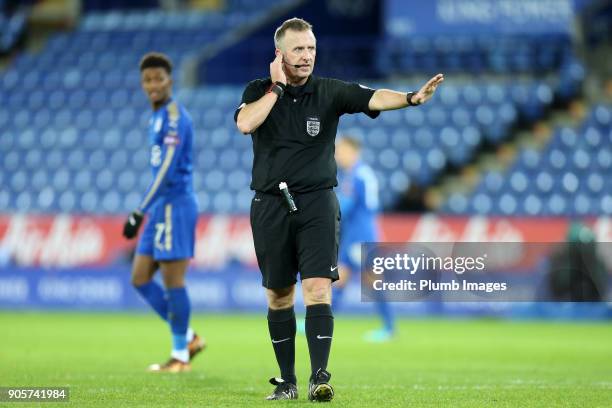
[332,80,380,119]
[234,79,267,122]
[138,103,184,213]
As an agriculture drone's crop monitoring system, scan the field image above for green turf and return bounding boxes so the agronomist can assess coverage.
[0,312,611,407]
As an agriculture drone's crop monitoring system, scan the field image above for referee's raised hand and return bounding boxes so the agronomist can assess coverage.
[270,53,287,85]
[412,73,444,105]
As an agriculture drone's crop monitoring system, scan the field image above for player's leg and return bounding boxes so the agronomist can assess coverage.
[297,189,339,402]
[332,263,351,311]
[376,291,395,333]
[251,192,299,400]
[335,241,363,311]
[363,251,395,342]
[134,255,201,360]
[364,288,395,342]
[160,259,191,363]
[148,198,202,372]
[131,217,169,320]
[132,255,171,320]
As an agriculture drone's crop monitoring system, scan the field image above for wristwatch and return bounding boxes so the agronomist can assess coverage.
[406,91,421,106]
[268,81,286,98]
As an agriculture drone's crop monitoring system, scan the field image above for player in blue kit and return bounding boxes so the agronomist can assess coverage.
[122,52,204,372]
[334,136,395,342]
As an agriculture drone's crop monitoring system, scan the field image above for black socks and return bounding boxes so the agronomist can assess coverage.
[305,303,333,377]
[267,306,297,385]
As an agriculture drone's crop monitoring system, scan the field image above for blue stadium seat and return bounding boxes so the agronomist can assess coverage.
[123,192,142,212]
[79,191,99,213]
[95,168,115,191]
[572,193,592,215]
[366,128,389,150]
[586,173,605,195]
[218,149,240,170]
[546,194,567,216]
[227,169,250,191]
[509,171,529,194]
[116,170,137,193]
[445,192,469,214]
[389,129,411,150]
[58,190,77,212]
[15,191,33,212]
[601,195,612,214]
[471,193,493,215]
[497,193,518,215]
[205,170,226,192]
[198,149,217,170]
[212,192,234,213]
[102,191,121,213]
[522,194,543,215]
[378,148,400,171]
[74,170,92,192]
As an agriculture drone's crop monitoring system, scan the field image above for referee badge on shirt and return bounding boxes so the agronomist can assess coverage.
[306,116,321,137]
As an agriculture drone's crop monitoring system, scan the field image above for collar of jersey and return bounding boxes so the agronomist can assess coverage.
[285,75,315,97]
[153,97,173,112]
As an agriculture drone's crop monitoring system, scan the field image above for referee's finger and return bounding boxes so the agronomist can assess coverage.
[423,75,442,90]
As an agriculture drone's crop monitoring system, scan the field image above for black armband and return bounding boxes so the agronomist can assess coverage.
[406,91,420,106]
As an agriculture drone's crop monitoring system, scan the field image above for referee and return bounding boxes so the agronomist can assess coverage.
[234,18,443,401]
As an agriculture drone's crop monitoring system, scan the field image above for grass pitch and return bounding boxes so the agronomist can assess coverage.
[1,312,611,407]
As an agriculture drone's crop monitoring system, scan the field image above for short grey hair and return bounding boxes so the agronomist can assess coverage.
[274,17,313,49]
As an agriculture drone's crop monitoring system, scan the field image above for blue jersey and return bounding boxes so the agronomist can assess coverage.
[139,98,195,213]
[336,161,380,244]
[136,98,198,261]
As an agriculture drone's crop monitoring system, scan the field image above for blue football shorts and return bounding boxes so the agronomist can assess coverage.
[136,194,198,261]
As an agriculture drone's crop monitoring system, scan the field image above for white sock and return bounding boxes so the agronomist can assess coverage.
[171,349,189,363]
[187,327,195,342]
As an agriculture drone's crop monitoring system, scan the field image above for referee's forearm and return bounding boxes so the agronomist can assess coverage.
[368,89,410,112]
[236,93,279,134]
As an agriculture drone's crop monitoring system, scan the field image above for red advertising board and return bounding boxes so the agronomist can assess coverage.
[0,215,609,268]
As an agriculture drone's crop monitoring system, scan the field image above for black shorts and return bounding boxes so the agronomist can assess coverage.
[250,188,340,289]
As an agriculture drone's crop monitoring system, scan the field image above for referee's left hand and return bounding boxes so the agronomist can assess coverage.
[122,211,144,239]
[413,73,444,105]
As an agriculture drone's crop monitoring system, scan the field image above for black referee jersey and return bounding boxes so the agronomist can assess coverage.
[234,75,380,194]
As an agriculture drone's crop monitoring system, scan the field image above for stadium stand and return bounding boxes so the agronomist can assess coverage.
[378,35,575,75]
[0,2,607,216]
[442,104,612,216]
